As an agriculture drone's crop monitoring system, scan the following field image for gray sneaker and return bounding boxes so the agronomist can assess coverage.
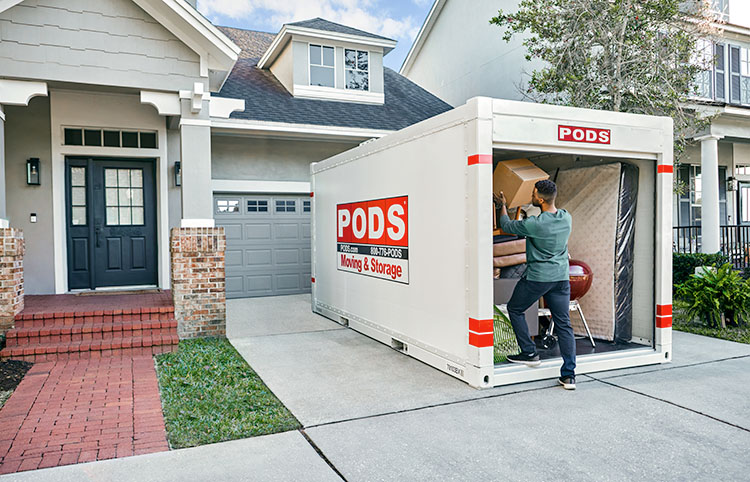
[506,352,541,367]
[558,376,576,390]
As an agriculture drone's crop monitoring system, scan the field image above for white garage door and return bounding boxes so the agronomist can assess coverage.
[214,194,312,298]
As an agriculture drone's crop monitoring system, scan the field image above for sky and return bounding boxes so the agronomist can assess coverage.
[196,0,435,71]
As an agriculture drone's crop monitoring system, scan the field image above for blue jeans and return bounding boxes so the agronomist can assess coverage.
[507,278,576,378]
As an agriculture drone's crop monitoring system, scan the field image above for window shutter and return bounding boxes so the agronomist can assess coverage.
[730,45,741,104]
[715,43,726,101]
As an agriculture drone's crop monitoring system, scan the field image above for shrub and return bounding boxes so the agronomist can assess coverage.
[676,264,750,328]
[673,252,728,286]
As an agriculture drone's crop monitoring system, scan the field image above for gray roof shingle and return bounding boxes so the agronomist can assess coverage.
[217,26,452,132]
[286,18,395,42]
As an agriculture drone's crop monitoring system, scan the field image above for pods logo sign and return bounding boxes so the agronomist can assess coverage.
[336,196,409,284]
[558,125,611,144]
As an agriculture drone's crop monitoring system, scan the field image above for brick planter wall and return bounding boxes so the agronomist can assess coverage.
[170,227,226,339]
[0,228,24,333]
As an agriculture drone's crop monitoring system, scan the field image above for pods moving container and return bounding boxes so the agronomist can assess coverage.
[311,98,673,388]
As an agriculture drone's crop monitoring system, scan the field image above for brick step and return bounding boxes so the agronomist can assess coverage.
[14,306,175,328]
[4,319,178,347]
[0,334,179,362]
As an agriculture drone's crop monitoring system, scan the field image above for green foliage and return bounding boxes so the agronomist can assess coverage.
[673,252,728,285]
[490,0,718,156]
[676,264,750,327]
[673,320,750,345]
[493,305,520,363]
[155,338,300,449]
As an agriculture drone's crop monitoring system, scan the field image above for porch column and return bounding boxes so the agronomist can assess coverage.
[698,134,723,254]
[179,84,213,227]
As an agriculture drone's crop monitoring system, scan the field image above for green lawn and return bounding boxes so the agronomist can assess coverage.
[155,338,300,449]
[673,321,750,345]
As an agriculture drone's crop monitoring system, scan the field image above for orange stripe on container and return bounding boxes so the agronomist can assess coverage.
[469,332,493,347]
[467,154,492,166]
[656,315,672,328]
[657,165,673,174]
[311,277,315,283]
[310,192,314,197]
[656,304,672,316]
[469,318,493,333]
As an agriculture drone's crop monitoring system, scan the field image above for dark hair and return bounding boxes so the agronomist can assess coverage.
[535,179,557,202]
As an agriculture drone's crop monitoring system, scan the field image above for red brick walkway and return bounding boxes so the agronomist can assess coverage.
[0,356,169,474]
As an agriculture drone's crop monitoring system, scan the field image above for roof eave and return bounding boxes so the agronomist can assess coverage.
[258,24,398,69]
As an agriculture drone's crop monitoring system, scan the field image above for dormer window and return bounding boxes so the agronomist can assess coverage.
[345,49,369,91]
[309,44,335,88]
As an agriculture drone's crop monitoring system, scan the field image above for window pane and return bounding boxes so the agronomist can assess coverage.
[119,188,131,206]
[132,207,144,225]
[119,207,132,225]
[131,170,143,188]
[105,169,118,187]
[322,46,334,66]
[310,66,334,87]
[132,188,143,206]
[103,130,120,147]
[84,129,102,146]
[309,45,321,65]
[122,131,139,148]
[72,187,86,206]
[106,188,118,206]
[64,128,83,146]
[258,200,268,212]
[118,169,130,187]
[346,69,369,91]
[72,207,87,226]
[345,49,357,69]
[106,207,118,225]
[71,167,86,187]
[140,132,157,149]
[357,50,368,70]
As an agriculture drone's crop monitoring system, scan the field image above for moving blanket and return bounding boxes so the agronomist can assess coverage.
[555,163,638,342]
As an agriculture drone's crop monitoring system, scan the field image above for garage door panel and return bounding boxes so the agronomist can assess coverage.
[246,249,272,266]
[275,223,299,240]
[226,276,244,295]
[276,273,301,291]
[216,194,311,299]
[246,223,272,240]
[226,250,243,268]
[223,224,243,240]
[276,248,300,265]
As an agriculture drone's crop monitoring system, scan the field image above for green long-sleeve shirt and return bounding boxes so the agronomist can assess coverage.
[499,209,572,282]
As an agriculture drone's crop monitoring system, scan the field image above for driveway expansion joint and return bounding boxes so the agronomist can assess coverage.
[299,429,347,481]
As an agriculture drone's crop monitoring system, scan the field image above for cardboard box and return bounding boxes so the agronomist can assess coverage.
[493,158,549,209]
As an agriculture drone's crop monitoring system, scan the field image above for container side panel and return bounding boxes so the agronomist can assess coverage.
[631,158,656,343]
[313,123,470,364]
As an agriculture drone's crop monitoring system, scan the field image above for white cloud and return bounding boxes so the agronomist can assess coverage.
[197,0,420,43]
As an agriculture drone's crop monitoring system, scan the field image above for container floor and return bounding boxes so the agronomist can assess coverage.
[495,336,647,366]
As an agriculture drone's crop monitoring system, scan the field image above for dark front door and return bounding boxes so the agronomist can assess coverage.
[67,158,158,289]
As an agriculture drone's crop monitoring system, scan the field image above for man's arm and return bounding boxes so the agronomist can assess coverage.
[494,192,532,237]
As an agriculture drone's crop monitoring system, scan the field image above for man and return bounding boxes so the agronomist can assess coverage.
[496,179,576,390]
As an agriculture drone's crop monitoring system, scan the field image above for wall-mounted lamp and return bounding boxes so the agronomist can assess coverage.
[26,158,41,185]
[174,161,181,187]
[728,176,738,192]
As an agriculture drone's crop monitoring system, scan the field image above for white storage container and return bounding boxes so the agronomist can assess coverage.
[311,97,673,388]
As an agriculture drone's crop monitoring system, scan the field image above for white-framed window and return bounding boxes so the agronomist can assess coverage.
[275,200,296,213]
[309,44,335,88]
[693,38,714,100]
[216,199,240,214]
[247,200,269,212]
[303,200,311,213]
[713,0,729,21]
[344,49,369,91]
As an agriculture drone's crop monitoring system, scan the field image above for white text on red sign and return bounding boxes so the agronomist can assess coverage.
[558,125,611,144]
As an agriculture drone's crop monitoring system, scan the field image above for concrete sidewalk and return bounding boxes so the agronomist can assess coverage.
[6,294,749,481]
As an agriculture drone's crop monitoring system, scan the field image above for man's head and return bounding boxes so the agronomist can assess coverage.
[532,179,557,207]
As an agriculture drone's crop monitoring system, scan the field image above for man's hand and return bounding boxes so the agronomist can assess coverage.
[494,191,507,207]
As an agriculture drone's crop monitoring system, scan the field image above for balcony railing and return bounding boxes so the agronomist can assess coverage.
[673,225,750,269]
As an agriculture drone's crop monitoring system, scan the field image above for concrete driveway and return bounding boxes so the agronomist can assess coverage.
[7,294,749,481]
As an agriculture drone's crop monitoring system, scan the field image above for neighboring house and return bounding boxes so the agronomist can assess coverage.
[0,0,450,336]
[402,0,750,265]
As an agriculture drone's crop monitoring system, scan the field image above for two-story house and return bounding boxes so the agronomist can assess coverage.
[0,0,450,348]
[401,0,750,265]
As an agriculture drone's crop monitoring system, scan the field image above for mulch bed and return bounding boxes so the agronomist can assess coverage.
[0,360,33,408]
